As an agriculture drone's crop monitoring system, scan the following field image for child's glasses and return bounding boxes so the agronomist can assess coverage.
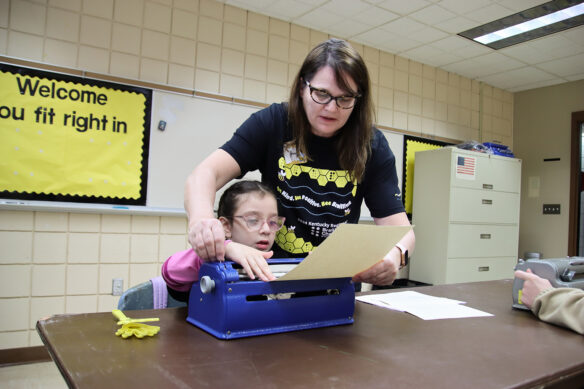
[232,215,285,232]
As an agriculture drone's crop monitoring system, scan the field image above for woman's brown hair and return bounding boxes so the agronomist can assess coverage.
[287,38,374,183]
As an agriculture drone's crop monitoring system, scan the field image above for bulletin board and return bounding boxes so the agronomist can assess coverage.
[0,63,151,205]
[402,135,452,217]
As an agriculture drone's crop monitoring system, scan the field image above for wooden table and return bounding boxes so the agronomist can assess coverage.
[37,280,584,388]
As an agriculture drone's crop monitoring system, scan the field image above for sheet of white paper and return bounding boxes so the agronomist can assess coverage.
[358,290,465,311]
[405,303,493,320]
[356,291,493,320]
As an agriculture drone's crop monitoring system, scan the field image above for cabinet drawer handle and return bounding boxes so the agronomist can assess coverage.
[480,233,491,239]
[482,199,493,205]
[483,184,493,189]
[478,266,490,272]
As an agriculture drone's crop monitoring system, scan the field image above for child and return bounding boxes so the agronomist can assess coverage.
[162,180,284,300]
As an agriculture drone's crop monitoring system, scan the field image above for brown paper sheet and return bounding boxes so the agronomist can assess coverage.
[276,224,412,281]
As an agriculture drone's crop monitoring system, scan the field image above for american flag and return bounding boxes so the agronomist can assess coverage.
[456,156,476,175]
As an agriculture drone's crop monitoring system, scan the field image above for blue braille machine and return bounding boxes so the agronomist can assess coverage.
[187,258,355,339]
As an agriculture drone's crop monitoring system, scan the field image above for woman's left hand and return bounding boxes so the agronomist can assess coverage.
[352,247,401,285]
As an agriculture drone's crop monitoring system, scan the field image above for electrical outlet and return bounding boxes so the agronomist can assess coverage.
[112,278,124,296]
[542,204,561,214]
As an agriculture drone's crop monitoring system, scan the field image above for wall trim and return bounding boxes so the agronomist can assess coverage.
[0,346,51,367]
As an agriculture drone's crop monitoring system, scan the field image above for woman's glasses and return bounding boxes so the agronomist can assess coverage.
[304,80,360,109]
[232,215,285,232]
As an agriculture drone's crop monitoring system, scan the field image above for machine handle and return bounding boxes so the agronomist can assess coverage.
[483,184,494,190]
[482,199,493,205]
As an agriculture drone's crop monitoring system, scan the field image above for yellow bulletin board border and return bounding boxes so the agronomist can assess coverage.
[402,135,453,217]
[0,63,152,205]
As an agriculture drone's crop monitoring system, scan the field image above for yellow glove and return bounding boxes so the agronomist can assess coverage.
[115,322,160,339]
[112,310,160,339]
[112,309,159,325]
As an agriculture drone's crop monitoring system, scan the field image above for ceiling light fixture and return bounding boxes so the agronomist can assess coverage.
[458,0,584,49]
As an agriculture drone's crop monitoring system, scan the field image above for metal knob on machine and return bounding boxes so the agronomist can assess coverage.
[200,276,215,294]
[561,268,576,282]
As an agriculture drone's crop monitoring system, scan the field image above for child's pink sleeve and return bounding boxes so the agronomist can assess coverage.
[161,249,203,292]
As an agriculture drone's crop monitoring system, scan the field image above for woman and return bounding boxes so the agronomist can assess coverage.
[185,38,415,286]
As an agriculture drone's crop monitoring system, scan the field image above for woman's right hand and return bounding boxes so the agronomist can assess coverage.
[188,218,227,261]
[184,149,242,261]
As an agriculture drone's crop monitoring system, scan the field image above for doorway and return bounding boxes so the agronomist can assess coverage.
[569,111,584,256]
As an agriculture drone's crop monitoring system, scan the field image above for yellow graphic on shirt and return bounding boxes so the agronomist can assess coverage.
[278,157,357,196]
[276,225,315,254]
[276,157,359,254]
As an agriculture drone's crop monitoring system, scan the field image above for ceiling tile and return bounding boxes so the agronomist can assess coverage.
[224,0,275,13]
[528,35,584,62]
[498,0,549,12]
[409,4,457,25]
[472,52,525,71]
[266,0,316,20]
[434,16,480,34]
[401,45,446,62]
[454,44,493,59]
[327,19,371,38]
[537,53,584,77]
[479,66,556,89]
[499,43,550,64]
[439,0,493,15]
[430,35,473,51]
[379,17,426,35]
[321,0,371,18]
[463,3,515,24]
[294,8,346,30]
[408,26,449,43]
[376,0,431,15]
[417,51,465,67]
[508,77,567,92]
[295,0,328,4]
[355,27,395,47]
[566,72,584,81]
[561,26,584,47]
[442,58,486,78]
[377,36,424,53]
[352,6,399,26]
[428,36,491,59]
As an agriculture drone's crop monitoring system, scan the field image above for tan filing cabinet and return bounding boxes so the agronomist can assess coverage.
[410,147,521,285]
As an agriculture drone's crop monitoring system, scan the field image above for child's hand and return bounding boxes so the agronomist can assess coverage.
[514,269,553,308]
[225,242,276,281]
